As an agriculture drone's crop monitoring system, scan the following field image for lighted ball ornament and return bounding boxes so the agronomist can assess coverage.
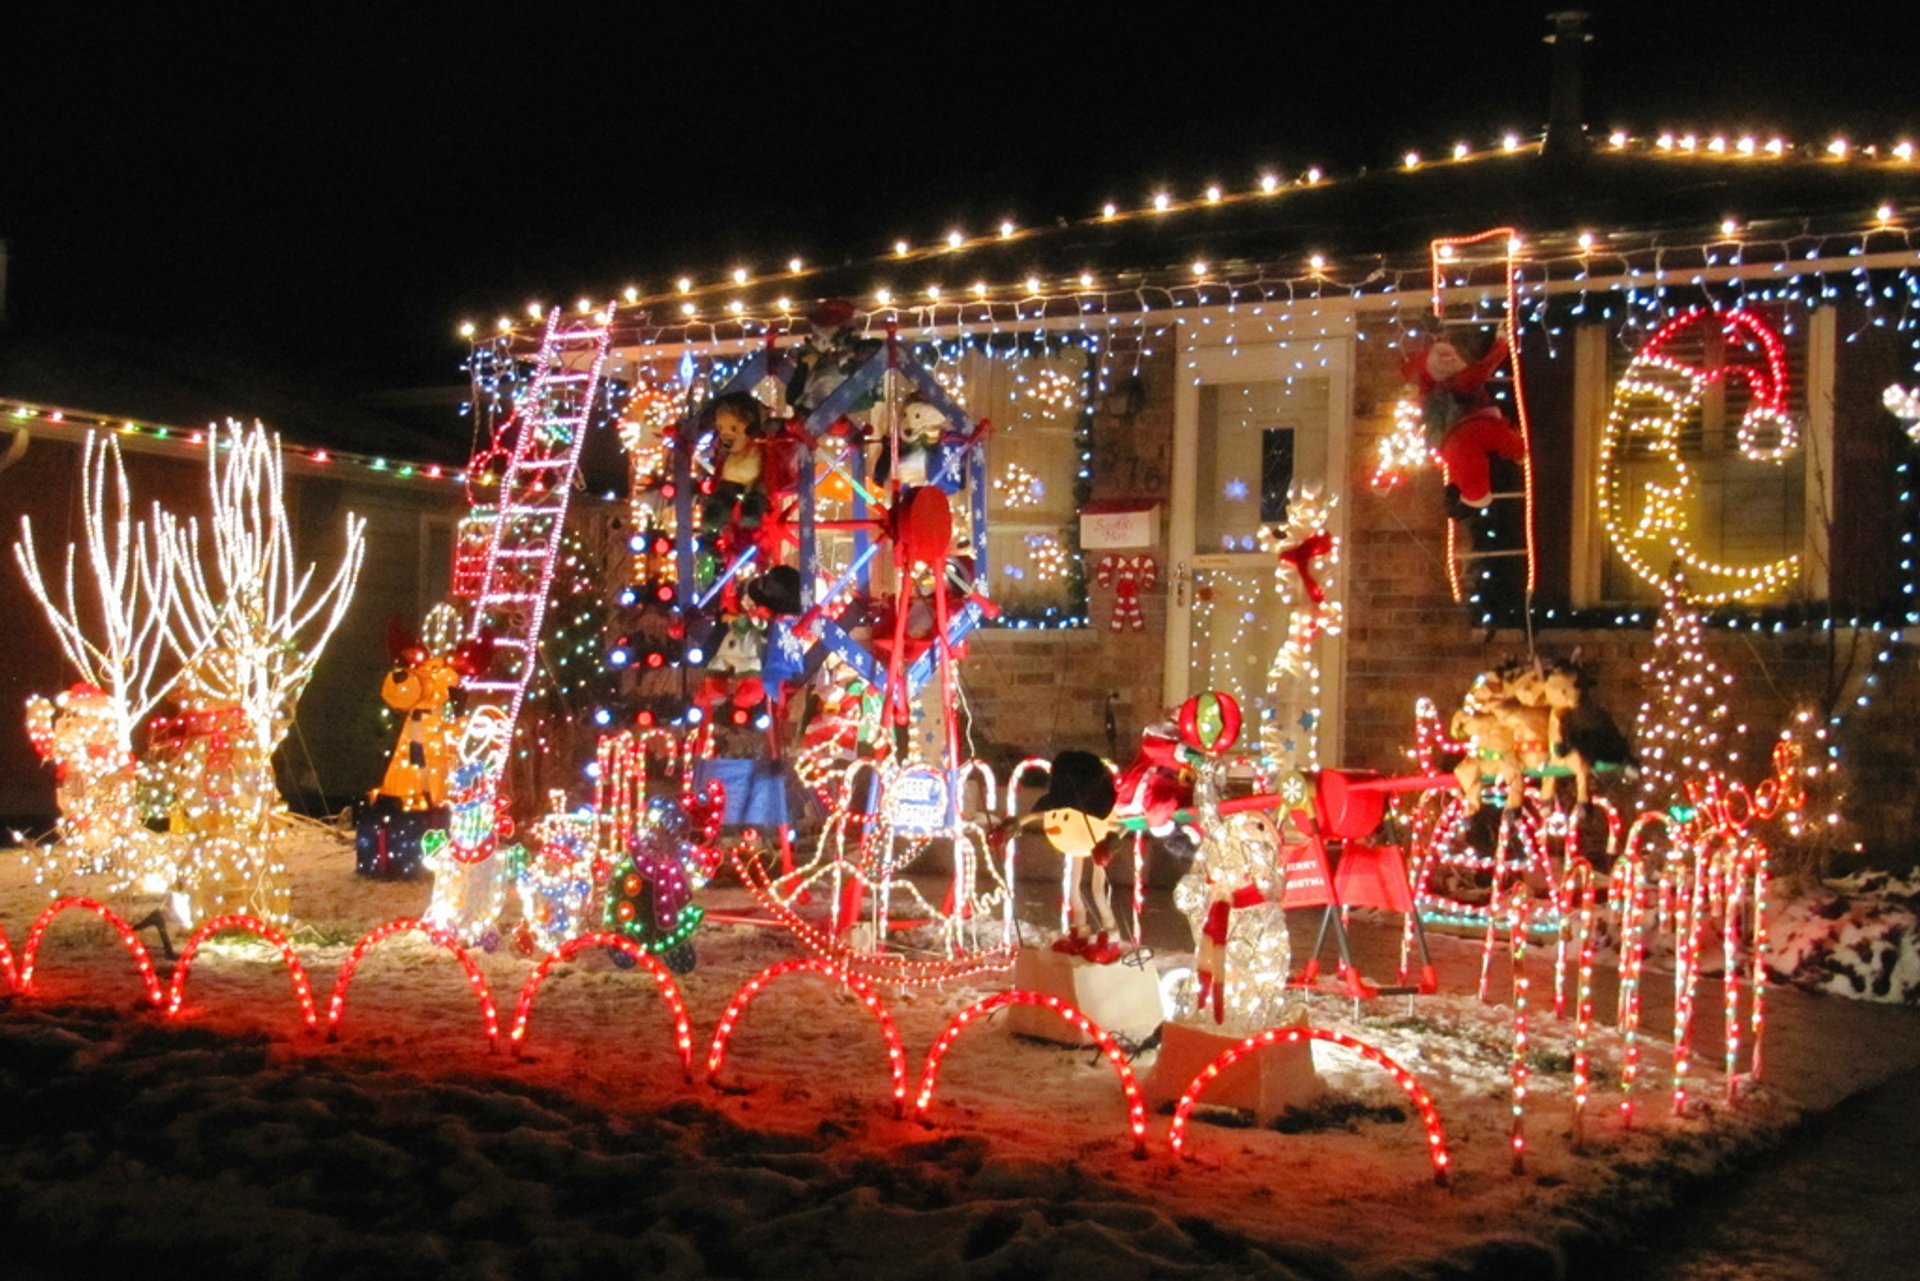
[1177,691,1242,758]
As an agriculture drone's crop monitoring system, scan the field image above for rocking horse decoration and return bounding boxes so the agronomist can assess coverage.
[354,619,495,879]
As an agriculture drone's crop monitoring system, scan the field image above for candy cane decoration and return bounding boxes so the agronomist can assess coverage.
[1094,554,1157,632]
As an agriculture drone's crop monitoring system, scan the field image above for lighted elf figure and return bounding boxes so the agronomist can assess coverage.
[1172,808,1296,1034]
[421,705,514,947]
[1024,750,1126,964]
[508,792,598,958]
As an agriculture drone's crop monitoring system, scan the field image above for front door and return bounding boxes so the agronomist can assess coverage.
[1166,328,1352,775]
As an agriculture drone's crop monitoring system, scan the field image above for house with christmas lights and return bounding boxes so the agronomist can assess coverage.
[456,116,1920,866]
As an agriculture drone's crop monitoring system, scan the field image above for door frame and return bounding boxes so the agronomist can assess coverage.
[1164,306,1356,764]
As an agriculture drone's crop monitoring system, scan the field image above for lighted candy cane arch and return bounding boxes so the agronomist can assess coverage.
[1167,1025,1451,1184]
[18,897,165,1006]
[706,959,909,1117]
[166,914,319,1031]
[325,918,500,1050]
[913,990,1148,1158]
[509,931,694,1078]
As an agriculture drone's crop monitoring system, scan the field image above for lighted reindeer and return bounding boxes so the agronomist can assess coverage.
[1452,656,1635,812]
[1450,663,1548,811]
[1506,653,1635,807]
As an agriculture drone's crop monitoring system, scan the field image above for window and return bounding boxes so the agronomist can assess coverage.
[1575,303,1834,607]
[920,340,1091,621]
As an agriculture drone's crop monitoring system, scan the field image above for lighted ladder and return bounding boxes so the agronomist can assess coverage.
[463,305,617,803]
[1430,229,1537,619]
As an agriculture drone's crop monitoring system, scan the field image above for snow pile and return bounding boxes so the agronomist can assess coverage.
[1768,871,1920,1005]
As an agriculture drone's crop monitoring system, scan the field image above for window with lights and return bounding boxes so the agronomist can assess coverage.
[1574,302,1835,609]
[920,340,1091,622]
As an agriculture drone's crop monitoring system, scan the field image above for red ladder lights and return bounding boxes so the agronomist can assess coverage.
[913,990,1148,1159]
[458,306,616,850]
[1167,1026,1451,1186]
[706,959,909,1118]
[19,897,164,1007]
[325,918,499,1051]
[509,932,693,1080]
[166,914,318,1031]
[1429,227,1538,604]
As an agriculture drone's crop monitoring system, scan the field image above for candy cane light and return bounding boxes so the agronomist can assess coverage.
[325,918,499,1050]
[19,896,165,1007]
[1166,1025,1450,1185]
[165,913,318,1031]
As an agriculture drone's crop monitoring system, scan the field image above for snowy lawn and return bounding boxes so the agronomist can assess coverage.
[0,826,1907,1278]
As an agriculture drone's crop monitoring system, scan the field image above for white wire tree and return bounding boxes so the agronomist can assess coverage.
[165,422,367,760]
[13,433,182,756]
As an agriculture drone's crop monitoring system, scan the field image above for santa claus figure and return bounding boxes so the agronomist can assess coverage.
[1405,334,1528,518]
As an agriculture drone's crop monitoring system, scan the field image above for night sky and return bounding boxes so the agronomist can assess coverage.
[3,5,1912,393]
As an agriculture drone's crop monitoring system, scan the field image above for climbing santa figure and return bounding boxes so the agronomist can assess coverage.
[1405,332,1528,519]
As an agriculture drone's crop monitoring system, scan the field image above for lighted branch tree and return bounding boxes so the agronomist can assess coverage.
[13,433,181,756]
[160,422,366,920]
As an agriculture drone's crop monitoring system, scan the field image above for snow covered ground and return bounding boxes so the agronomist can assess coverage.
[1,826,1914,1278]
[1768,870,1920,1005]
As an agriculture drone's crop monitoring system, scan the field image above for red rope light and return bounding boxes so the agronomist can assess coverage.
[509,931,693,1080]
[913,990,1148,1159]
[19,896,164,1007]
[325,917,499,1050]
[707,959,908,1118]
[0,923,16,993]
[1167,1026,1451,1185]
[730,850,1014,986]
[166,914,318,1031]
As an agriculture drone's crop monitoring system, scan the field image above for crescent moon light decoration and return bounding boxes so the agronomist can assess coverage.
[1599,308,1802,604]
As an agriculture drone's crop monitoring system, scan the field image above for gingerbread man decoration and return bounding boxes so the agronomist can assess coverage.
[1095,553,1158,632]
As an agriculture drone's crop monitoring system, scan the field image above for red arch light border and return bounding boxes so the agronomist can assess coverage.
[1166,1025,1451,1185]
[913,989,1148,1159]
[325,917,499,1050]
[166,913,319,1031]
[509,931,694,1080]
[707,958,909,1118]
[19,896,164,1007]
